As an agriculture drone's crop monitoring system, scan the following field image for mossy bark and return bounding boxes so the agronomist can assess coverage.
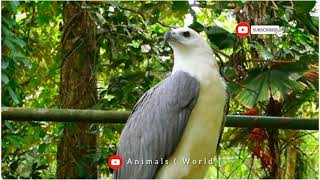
[56,2,98,178]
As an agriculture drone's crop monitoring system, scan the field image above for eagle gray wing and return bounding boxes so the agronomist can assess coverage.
[217,87,229,151]
[113,71,200,179]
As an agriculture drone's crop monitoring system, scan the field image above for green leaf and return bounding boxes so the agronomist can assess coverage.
[270,70,305,94]
[259,49,273,60]
[8,86,19,104]
[10,161,19,172]
[37,15,51,24]
[32,163,37,170]
[36,165,48,170]
[294,1,316,14]
[8,36,26,48]
[22,58,33,68]
[1,25,13,37]
[172,1,189,14]
[3,39,16,51]
[2,59,9,69]
[2,72,9,84]
[4,121,15,132]
[103,128,114,138]
[12,51,26,59]
[75,159,87,177]
[95,152,102,162]
[38,129,46,138]
[236,70,269,107]
[95,12,106,24]
[206,26,235,50]
[7,1,20,14]
[311,16,319,27]
[236,65,307,108]
[7,135,20,146]
[38,143,46,154]
[38,1,51,12]
[189,21,204,32]
[2,18,16,28]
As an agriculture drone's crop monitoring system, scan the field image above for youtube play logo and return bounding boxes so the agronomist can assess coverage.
[108,155,123,170]
[236,22,250,37]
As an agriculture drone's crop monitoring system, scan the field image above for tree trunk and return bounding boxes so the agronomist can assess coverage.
[267,129,281,178]
[286,131,298,179]
[266,97,282,178]
[56,2,98,178]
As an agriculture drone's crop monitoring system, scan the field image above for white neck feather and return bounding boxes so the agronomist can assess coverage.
[172,47,220,82]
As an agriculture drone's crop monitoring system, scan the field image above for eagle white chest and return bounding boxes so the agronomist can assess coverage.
[155,58,227,178]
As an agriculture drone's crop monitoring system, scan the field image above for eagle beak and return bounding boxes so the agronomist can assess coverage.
[164,30,173,43]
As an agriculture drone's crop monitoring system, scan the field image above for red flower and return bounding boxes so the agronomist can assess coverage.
[250,128,267,141]
[244,108,258,116]
[261,154,272,169]
[253,144,261,156]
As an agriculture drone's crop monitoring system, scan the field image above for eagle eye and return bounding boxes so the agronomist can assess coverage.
[182,31,190,38]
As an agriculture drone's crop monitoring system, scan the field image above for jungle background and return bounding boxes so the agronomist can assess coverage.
[1,1,319,179]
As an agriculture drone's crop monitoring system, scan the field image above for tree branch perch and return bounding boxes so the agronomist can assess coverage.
[1,107,318,130]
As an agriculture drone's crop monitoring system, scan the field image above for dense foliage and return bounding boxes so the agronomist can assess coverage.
[1,1,318,178]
